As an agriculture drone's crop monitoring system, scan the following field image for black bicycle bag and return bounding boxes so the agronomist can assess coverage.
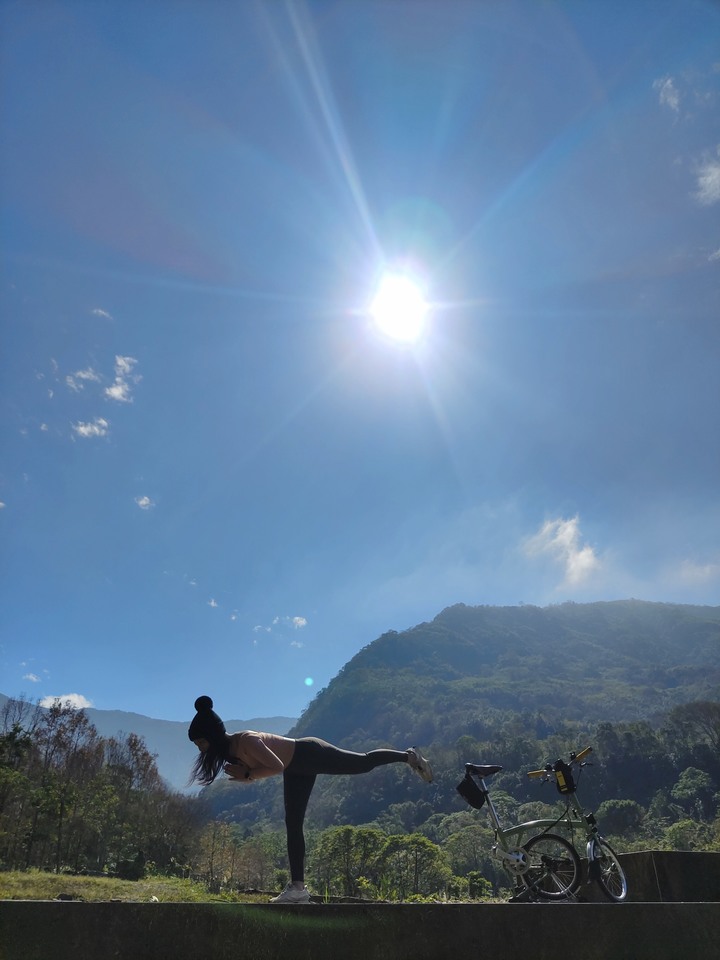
[456,772,486,809]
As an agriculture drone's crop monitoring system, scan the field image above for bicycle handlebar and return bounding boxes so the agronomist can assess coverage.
[526,746,593,780]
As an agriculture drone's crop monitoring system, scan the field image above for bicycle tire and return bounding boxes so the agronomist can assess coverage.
[521,833,581,900]
[592,838,628,902]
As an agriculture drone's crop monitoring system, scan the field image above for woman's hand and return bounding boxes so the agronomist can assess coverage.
[224,761,251,781]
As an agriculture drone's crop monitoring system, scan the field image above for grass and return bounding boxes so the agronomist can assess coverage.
[0,870,269,903]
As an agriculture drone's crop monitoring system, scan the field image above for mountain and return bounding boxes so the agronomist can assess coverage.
[197,600,719,829]
[0,695,296,793]
[290,599,720,747]
[4,600,718,800]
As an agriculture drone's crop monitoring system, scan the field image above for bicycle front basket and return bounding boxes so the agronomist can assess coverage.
[456,772,486,810]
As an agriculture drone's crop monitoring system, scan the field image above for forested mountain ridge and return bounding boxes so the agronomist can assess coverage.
[290,600,720,748]
[201,600,719,849]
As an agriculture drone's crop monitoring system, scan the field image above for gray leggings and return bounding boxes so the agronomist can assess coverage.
[283,738,409,881]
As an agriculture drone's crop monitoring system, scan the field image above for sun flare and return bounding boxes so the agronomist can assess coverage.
[369,273,428,343]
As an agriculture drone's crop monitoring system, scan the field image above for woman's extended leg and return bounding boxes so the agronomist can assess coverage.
[287,737,409,776]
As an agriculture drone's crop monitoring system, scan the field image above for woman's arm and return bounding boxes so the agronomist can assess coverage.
[225,733,286,781]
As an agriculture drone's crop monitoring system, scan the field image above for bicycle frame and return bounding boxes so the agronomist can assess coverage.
[464,767,582,894]
[462,746,629,901]
[501,795,596,862]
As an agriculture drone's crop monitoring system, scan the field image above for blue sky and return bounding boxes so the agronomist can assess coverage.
[1,1,719,724]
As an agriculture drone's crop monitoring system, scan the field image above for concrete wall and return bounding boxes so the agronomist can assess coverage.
[1,900,719,960]
[2,853,719,960]
[582,851,720,902]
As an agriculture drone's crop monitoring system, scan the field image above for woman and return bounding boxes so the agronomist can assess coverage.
[188,695,433,903]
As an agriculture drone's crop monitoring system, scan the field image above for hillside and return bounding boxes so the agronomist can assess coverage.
[290,599,720,747]
[194,600,719,830]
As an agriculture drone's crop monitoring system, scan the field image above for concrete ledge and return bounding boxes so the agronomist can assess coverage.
[1,901,719,960]
[581,851,720,902]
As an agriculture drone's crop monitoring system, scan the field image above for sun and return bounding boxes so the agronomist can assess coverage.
[369,273,428,343]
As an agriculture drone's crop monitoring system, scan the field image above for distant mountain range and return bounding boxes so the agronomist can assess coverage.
[0,694,295,793]
[4,599,719,799]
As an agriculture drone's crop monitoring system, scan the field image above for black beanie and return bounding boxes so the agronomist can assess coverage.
[188,696,226,745]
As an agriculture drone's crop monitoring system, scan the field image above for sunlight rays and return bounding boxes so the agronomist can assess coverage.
[279,2,381,260]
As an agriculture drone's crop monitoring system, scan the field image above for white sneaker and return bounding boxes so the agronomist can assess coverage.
[407,746,433,783]
[269,883,312,904]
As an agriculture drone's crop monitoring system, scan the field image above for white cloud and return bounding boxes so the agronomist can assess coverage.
[135,495,155,510]
[695,147,720,206]
[23,673,41,683]
[523,516,600,587]
[105,355,140,403]
[115,356,135,377]
[105,381,132,402]
[39,694,93,710]
[709,249,720,262]
[66,368,101,392]
[91,308,113,319]
[266,615,309,630]
[208,598,218,608]
[72,417,109,439]
[253,615,309,643]
[0,501,5,509]
[654,76,680,112]
[676,559,720,585]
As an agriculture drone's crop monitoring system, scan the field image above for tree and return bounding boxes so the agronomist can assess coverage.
[670,768,716,821]
[663,819,714,851]
[377,833,450,900]
[667,701,720,754]
[0,697,198,876]
[310,825,386,897]
[595,799,645,838]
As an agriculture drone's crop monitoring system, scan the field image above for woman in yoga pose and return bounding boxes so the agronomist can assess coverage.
[188,695,433,903]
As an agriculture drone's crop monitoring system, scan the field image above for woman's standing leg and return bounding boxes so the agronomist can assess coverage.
[282,771,316,883]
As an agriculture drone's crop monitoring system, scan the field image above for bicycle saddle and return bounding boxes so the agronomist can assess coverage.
[465,763,503,777]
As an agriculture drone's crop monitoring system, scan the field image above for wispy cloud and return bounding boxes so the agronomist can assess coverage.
[66,368,101,392]
[272,615,308,629]
[676,558,720,585]
[694,146,720,205]
[135,495,155,510]
[654,75,680,112]
[523,516,600,587]
[23,673,41,683]
[72,417,109,439]
[91,308,113,319]
[105,355,140,403]
[254,615,309,639]
[39,694,93,709]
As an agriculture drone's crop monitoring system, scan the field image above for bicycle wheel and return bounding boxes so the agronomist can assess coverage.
[521,833,581,900]
[592,838,628,902]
